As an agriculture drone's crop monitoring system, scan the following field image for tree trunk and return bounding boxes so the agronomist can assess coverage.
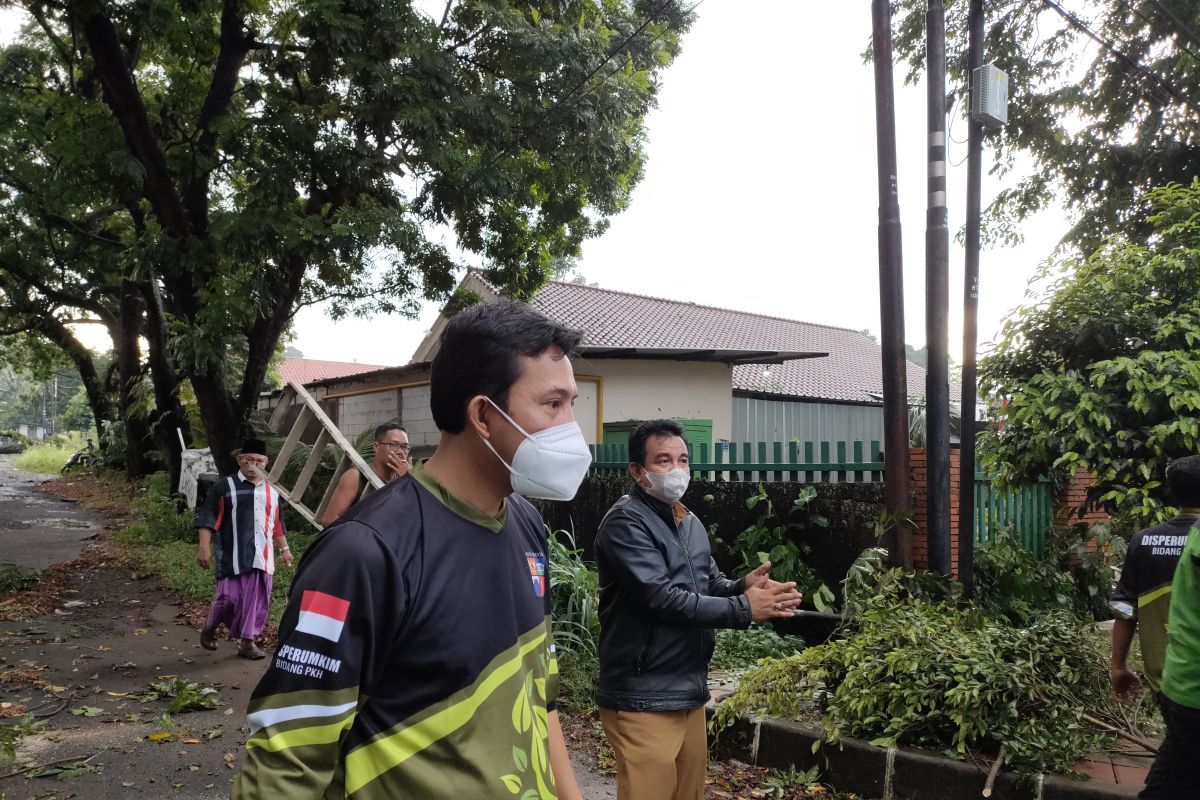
[140,278,188,490]
[113,282,152,478]
[39,318,115,437]
[190,367,240,475]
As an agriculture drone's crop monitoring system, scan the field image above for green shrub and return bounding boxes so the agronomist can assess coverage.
[711,626,805,672]
[713,572,1121,780]
[124,472,194,543]
[726,484,828,600]
[548,529,600,711]
[1058,522,1126,621]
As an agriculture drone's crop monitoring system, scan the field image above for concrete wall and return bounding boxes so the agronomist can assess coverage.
[732,396,884,446]
[573,358,734,442]
[400,384,439,451]
[323,383,440,453]
[336,391,401,443]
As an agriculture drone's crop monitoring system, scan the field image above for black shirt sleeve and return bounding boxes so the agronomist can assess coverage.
[232,522,404,799]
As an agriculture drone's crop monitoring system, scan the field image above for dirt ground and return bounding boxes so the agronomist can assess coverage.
[0,457,827,800]
[0,457,621,800]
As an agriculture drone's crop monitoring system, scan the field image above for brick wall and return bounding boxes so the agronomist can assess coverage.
[1054,470,1110,529]
[909,448,962,575]
[908,450,1110,570]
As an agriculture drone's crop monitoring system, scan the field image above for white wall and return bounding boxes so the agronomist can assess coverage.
[573,358,734,442]
[317,360,733,450]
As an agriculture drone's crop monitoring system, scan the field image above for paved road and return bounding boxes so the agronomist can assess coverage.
[0,455,102,572]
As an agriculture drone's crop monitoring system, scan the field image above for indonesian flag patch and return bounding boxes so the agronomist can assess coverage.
[295,590,350,643]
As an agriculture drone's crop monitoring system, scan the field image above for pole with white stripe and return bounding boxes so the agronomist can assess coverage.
[925,0,952,576]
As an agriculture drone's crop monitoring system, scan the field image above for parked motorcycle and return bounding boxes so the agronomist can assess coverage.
[61,441,98,474]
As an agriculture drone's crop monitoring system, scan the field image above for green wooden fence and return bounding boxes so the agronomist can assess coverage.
[588,440,1054,556]
[972,467,1055,556]
[588,440,884,483]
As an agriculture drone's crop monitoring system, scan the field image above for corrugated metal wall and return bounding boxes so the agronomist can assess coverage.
[732,396,884,444]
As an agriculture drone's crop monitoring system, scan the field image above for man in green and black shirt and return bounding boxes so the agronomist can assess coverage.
[1142,456,1200,800]
[233,300,590,799]
[1109,455,1200,699]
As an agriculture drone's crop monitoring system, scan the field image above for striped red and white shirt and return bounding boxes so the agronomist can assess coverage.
[195,473,286,578]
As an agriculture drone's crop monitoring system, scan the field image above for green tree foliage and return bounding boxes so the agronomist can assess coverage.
[980,180,1200,522]
[888,0,1200,251]
[0,0,694,472]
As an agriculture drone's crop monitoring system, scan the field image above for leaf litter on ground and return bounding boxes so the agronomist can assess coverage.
[131,677,223,714]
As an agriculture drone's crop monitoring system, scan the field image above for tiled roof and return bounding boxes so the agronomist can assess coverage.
[279,358,392,386]
[470,273,936,405]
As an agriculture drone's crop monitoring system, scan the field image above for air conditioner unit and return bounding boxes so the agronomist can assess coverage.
[970,64,1008,128]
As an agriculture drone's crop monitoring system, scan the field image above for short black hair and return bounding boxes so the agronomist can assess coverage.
[430,299,582,434]
[1166,456,1200,507]
[629,419,687,466]
[374,422,407,441]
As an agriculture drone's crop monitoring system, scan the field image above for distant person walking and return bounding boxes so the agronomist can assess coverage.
[195,438,293,659]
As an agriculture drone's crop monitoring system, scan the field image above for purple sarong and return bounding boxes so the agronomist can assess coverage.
[205,570,272,641]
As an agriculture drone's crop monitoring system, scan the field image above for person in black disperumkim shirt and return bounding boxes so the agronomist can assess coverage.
[232,300,588,800]
[1110,456,1200,703]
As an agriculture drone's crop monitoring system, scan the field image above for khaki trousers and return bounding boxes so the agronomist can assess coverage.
[600,707,707,800]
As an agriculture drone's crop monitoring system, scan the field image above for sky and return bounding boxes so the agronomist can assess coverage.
[2,2,1080,368]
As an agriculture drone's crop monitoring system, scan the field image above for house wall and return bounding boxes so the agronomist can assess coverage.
[732,395,884,445]
[399,385,439,450]
[573,358,733,442]
[337,391,400,443]
[326,383,440,452]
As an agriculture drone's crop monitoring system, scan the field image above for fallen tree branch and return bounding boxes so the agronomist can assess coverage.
[982,744,1005,797]
[0,751,99,780]
[1082,713,1160,754]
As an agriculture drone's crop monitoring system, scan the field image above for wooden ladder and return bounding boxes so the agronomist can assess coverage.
[254,381,385,530]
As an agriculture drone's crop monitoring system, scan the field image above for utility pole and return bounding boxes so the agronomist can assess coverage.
[959,0,985,597]
[871,0,913,568]
[925,0,952,576]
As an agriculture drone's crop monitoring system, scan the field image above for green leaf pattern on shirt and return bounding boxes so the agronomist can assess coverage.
[500,653,555,799]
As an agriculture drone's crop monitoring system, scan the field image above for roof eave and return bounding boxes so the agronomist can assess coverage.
[579,347,828,366]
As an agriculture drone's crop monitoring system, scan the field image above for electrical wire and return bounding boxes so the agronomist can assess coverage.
[1112,0,1200,70]
[1144,0,1200,56]
[1038,0,1192,107]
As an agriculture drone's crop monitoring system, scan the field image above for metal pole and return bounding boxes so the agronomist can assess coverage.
[959,0,985,597]
[872,0,913,568]
[926,0,952,576]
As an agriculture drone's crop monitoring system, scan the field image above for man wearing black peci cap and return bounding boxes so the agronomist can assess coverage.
[195,438,293,660]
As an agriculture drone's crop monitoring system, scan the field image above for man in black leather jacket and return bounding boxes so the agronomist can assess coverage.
[594,419,803,800]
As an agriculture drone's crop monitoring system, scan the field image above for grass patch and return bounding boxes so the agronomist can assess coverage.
[14,443,73,473]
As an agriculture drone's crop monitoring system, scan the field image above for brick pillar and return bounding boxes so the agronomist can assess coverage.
[1055,471,1111,557]
[909,447,963,576]
[1055,470,1110,529]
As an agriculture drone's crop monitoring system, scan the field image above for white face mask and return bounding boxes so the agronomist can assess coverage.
[479,397,593,501]
[640,467,690,504]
